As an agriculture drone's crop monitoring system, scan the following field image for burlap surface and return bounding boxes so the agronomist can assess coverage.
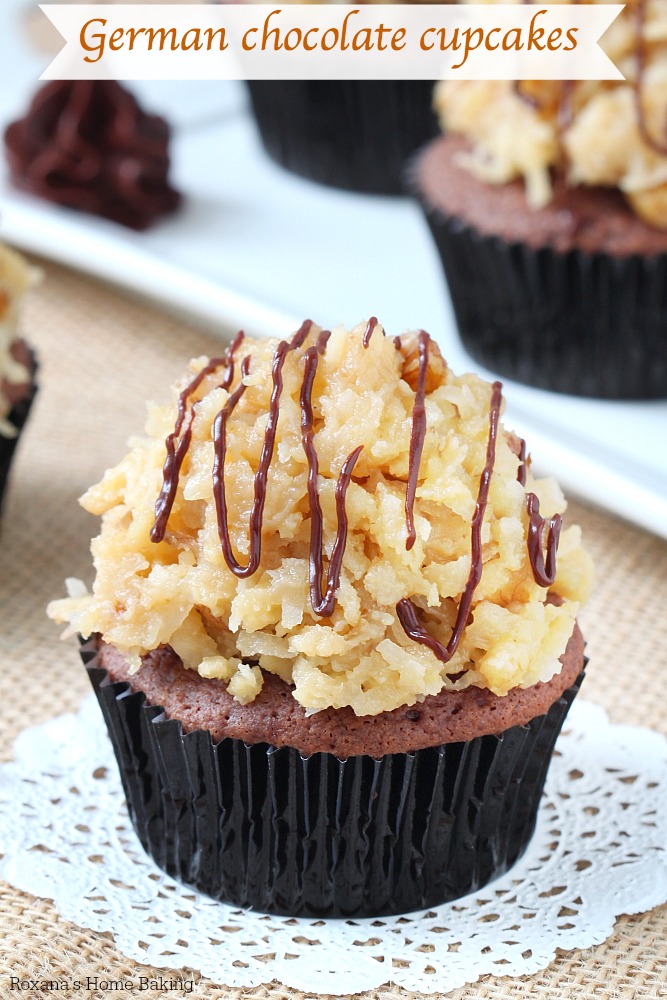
[0,259,665,998]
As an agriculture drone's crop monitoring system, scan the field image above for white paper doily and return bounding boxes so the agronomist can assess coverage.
[1,696,666,995]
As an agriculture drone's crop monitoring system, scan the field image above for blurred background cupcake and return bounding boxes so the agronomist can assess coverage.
[245,1,451,195]
[247,78,439,195]
[414,0,667,398]
[0,243,38,518]
[4,80,181,230]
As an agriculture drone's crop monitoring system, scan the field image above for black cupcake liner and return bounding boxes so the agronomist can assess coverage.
[83,638,584,918]
[417,197,667,399]
[247,81,439,196]
[0,347,37,517]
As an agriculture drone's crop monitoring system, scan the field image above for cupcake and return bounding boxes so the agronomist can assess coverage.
[246,0,452,195]
[0,245,38,518]
[49,319,592,917]
[247,79,439,195]
[414,0,667,398]
[5,81,181,230]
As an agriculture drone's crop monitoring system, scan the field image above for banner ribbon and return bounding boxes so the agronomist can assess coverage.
[40,4,625,81]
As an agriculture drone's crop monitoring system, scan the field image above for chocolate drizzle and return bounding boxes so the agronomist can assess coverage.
[515,0,667,167]
[512,436,561,585]
[517,437,527,487]
[151,331,245,544]
[362,316,379,348]
[152,320,560,662]
[209,319,316,578]
[396,381,503,666]
[209,321,365,609]
[526,493,562,587]
[512,437,561,586]
[4,81,180,230]
[212,353,281,577]
[301,332,364,616]
[405,330,430,551]
[289,318,315,351]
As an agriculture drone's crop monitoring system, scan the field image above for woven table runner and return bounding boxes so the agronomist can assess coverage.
[1,259,665,999]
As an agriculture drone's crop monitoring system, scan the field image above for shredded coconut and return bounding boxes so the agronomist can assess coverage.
[435,0,667,228]
[48,322,593,716]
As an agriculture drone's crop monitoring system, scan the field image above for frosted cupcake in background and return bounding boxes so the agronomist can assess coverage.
[244,1,452,194]
[414,0,667,397]
[247,79,439,195]
[0,245,38,518]
[5,81,181,231]
[49,319,592,916]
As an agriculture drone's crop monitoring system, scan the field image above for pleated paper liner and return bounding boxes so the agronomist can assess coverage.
[247,81,439,196]
[81,638,585,918]
[0,345,37,517]
[415,194,667,399]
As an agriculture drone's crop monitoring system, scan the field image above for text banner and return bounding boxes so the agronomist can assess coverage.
[40,4,625,81]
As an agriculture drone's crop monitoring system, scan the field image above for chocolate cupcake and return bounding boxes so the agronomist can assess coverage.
[414,0,667,398]
[50,320,592,916]
[0,245,38,518]
[5,81,181,230]
[248,80,439,195]
[244,0,449,192]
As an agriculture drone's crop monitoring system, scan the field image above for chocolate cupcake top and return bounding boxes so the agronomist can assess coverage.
[5,81,181,230]
[48,321,592,716]
[436,0,667,229]
[0,245,36,438]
